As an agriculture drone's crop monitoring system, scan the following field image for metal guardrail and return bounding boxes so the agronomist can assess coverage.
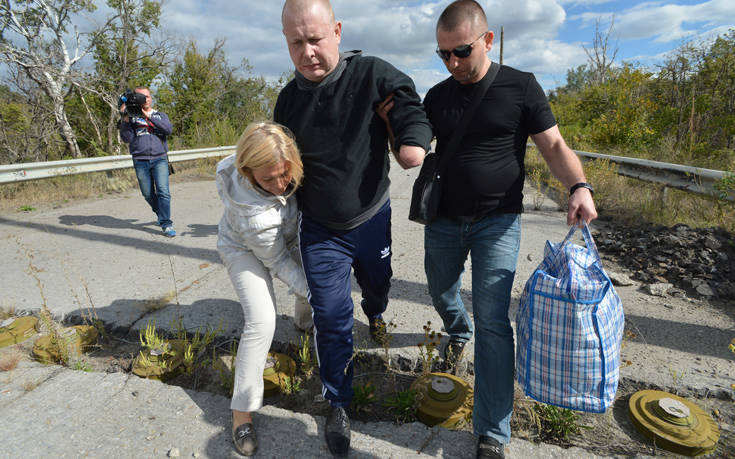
[0,146,235,184]
[1,144,732,201]
[527,146,734,202]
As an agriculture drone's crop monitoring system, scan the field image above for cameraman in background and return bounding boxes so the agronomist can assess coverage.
[118,86,176,237]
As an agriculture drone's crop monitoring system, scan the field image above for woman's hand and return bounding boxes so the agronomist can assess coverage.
[376,93,396,153]
[376,93,394,125]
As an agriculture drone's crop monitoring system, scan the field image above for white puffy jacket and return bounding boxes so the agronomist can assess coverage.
[215,154,308,298]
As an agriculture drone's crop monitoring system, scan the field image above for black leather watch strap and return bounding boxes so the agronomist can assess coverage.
[570,182,594,197]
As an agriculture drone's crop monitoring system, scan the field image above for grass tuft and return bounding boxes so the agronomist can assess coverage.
[0,349,24,371]
[0,306,16,320]
[384,388,417,424]
[141,291,176,313]
[23,379,39,392]
[528,402,591,442]
[297,331,316,378]
[352,382,377,414]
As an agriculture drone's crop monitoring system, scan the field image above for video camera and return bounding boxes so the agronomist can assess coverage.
[118,89,147,118]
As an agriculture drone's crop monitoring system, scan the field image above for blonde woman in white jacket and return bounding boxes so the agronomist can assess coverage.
[216,121,311,456]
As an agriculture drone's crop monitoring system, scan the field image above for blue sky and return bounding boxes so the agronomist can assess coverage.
[159,1,734,95]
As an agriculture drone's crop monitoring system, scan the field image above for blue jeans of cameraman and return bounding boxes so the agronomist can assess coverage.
[133,156,172,229]
[424,213,521,444]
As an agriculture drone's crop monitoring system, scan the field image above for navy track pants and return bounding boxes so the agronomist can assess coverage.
[299,201,392,407]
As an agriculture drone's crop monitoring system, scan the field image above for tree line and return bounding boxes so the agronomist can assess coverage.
[0,1,733,172]
[0,0,283,164]
[550,26,735,171]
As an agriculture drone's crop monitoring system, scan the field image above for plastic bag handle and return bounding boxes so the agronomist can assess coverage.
[554,221,601,264]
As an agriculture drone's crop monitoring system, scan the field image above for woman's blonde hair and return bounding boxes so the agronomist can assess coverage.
[235,121,303,197]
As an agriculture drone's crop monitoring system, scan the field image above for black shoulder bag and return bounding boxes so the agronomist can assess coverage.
[409,62,500,225]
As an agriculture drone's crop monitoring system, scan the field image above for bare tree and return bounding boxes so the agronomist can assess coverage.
[89,0,173,155]
[0,0,112,158]
[0,65,64,163]
[584,16,619,85]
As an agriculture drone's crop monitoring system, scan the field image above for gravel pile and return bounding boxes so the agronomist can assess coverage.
[594,223,735,300]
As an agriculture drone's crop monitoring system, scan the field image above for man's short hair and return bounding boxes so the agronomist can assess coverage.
[437,0,487,32]
[282,0,335,24]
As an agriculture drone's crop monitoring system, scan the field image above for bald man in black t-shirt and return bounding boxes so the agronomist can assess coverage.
[422,2,597,458]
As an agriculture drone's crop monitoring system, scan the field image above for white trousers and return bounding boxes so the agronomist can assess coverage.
[224,250,312,412]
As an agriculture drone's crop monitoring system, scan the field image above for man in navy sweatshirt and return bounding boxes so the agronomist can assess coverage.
[119,86,176,237]
[275,0,432,456]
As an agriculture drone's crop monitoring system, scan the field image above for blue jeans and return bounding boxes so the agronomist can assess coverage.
[424,213,521,443]
[133,157,172,228]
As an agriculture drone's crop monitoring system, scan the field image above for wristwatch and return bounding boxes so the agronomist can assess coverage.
[569,182,594,197]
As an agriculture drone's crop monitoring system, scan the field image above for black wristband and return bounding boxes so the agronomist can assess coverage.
[570,182,594,197]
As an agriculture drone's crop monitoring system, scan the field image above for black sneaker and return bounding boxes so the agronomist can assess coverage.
[325,406,350,457]
[368,316,388,345]
[476,435,505,459]
[232,422,257,456]
[442,339,466,374]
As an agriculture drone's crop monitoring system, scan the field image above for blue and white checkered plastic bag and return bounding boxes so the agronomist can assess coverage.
[516,222,624,412]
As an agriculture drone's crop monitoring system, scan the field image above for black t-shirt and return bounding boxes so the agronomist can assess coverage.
[424,65,556,221]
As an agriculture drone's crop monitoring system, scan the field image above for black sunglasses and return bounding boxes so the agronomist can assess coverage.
[435,31,487,61]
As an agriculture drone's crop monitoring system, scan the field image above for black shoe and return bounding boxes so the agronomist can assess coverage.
[476,435,505,459]
[442,339,466,373]
[368,316,388,345]
[325,406,350,457]
[232,422,257,456]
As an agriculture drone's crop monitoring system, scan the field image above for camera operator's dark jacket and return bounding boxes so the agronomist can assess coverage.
[119,111,173,160]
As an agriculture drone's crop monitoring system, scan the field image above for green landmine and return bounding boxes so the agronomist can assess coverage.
[263,352,297,397]
[0,316,39,348]
[411,372,474,430]
[132,339,187,382]
[628,390,720,457]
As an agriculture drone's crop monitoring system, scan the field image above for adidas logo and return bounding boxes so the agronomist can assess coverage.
[380,246,391,259]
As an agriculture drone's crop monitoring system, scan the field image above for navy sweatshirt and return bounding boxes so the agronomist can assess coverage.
[119,111,173,160]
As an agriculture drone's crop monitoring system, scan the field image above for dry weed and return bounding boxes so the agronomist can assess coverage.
[141,291,177,313]
[0,349,24,371]
[19,241,77,364]
[0,306,16,320]
[0,169,138,213]
[525,149,735,232]
[23,379,39,392]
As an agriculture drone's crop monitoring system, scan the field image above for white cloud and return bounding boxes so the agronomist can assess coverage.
[160,1,291,76]
[558,0,614,5]
[159,0,580,84]
[13,0,733,94]
[160,0,444,79]
[334,0,441,70]
[572,0,735,44]
[489,38,587,91]
[481,0,568,40]
[406,67,449,98]
[154,0,732,94]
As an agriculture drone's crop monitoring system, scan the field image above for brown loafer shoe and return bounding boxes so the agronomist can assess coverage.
[232,422,257,456]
